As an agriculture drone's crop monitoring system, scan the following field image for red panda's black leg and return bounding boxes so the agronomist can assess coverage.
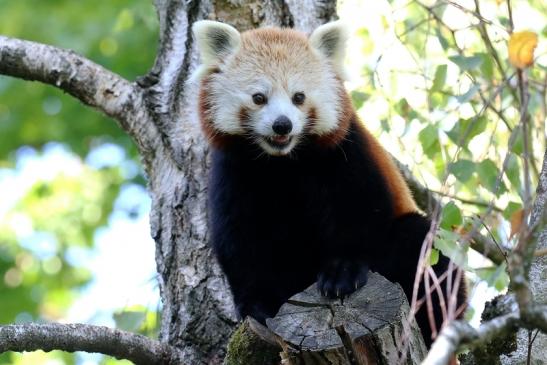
[317,258,369,298]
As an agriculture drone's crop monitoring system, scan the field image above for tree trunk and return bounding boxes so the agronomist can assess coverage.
[501,151,547,365]
[225,273,427,365]
[146,1,337,363]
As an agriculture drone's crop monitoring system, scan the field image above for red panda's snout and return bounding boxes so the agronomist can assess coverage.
[251,94,308,156]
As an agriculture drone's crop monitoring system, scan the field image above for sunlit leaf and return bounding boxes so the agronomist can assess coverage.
[351,90,368,110]
[479,53,494,80]
[474,263,509,291]
[434,229,467,267]
[505,153,521,191]
[508,31,538,69]
[448,159,475,182]
[441,202,463,230]
[113,310,146,332]
[380,119,390,132]
[449,54,483,71]
[435,28,450,51]
[419,124,440,158]
[446,116,487,146]
[429,248,439,266]
[477,159,505,194]
[456,84,480,104]
[431,64,447,92]
[510,126,524,154]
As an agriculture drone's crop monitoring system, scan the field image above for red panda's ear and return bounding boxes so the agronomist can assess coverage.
[309,21,349,78]
[192,20,241,67]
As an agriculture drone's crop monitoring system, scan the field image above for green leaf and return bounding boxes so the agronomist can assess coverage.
[479,53,494,80]
[449,55,483,71]
[434,153,446,178]
[429,91,449,109]
[446,116,487,146]
[113,311,146,332]
[351,90,368,110]
[475,263,509,291]
[448,159,476,182]
[510,126,524,154]
[494,269,510,291]
[435,28,450,51]
[456,84,480,103]
[434,229,467,267]
[431,64,447,92]
[380,119,390,132]
[477,159,505,194]
[419,124,441,158]
[505,153,521,191]
[441,202,463,230]
[395,98,419,121]
[429,248,439,266]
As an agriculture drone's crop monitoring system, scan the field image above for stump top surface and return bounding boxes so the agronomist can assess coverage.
[266,272,405,351]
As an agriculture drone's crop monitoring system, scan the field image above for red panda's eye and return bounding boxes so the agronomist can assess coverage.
[252,93,267,105]
[292,92,305,105]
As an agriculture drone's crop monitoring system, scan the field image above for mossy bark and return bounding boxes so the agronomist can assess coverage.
[225,318,281,365]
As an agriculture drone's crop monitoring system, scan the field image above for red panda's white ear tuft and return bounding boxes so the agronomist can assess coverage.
[192,20,241,67]
[309,20,349,79]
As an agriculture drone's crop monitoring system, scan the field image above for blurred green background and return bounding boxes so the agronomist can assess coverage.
[0,1,160,364]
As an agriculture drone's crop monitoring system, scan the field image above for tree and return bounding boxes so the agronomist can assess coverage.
[0,1,546,364]
[0,1,337,364]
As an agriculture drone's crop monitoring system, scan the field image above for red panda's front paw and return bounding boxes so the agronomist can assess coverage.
[317,258,369,299]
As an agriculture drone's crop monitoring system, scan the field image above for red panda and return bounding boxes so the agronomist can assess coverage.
[192,20,466,347]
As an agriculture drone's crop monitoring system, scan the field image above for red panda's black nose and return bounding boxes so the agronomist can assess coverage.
[272,116,293,135]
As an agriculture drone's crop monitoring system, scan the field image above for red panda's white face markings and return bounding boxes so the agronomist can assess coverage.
[193,21,349,155]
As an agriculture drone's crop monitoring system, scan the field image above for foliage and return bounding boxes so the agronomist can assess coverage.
[0,0,158,162]
[341,0,546,322]
[0,1,159,364]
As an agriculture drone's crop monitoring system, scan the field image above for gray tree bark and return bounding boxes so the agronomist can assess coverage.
[501,151,547,365]
[142,1,337,363]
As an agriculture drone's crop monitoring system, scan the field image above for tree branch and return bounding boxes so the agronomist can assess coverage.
[145,0,198,115]
[134,0,202,169]
[0,323,183,365]
[0,36,157,155]
[422,311,520,365]
[469,233,507,266]
[422,304,547,365]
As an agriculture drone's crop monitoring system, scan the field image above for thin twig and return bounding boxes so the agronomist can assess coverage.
[506,0,514,33]
[480,221,510,266]
[431,190,503,212]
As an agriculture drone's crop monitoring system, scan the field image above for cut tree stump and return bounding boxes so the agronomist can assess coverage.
[225,272,427,365]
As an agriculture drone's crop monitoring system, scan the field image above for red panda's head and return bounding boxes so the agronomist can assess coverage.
[193,20,353,156]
